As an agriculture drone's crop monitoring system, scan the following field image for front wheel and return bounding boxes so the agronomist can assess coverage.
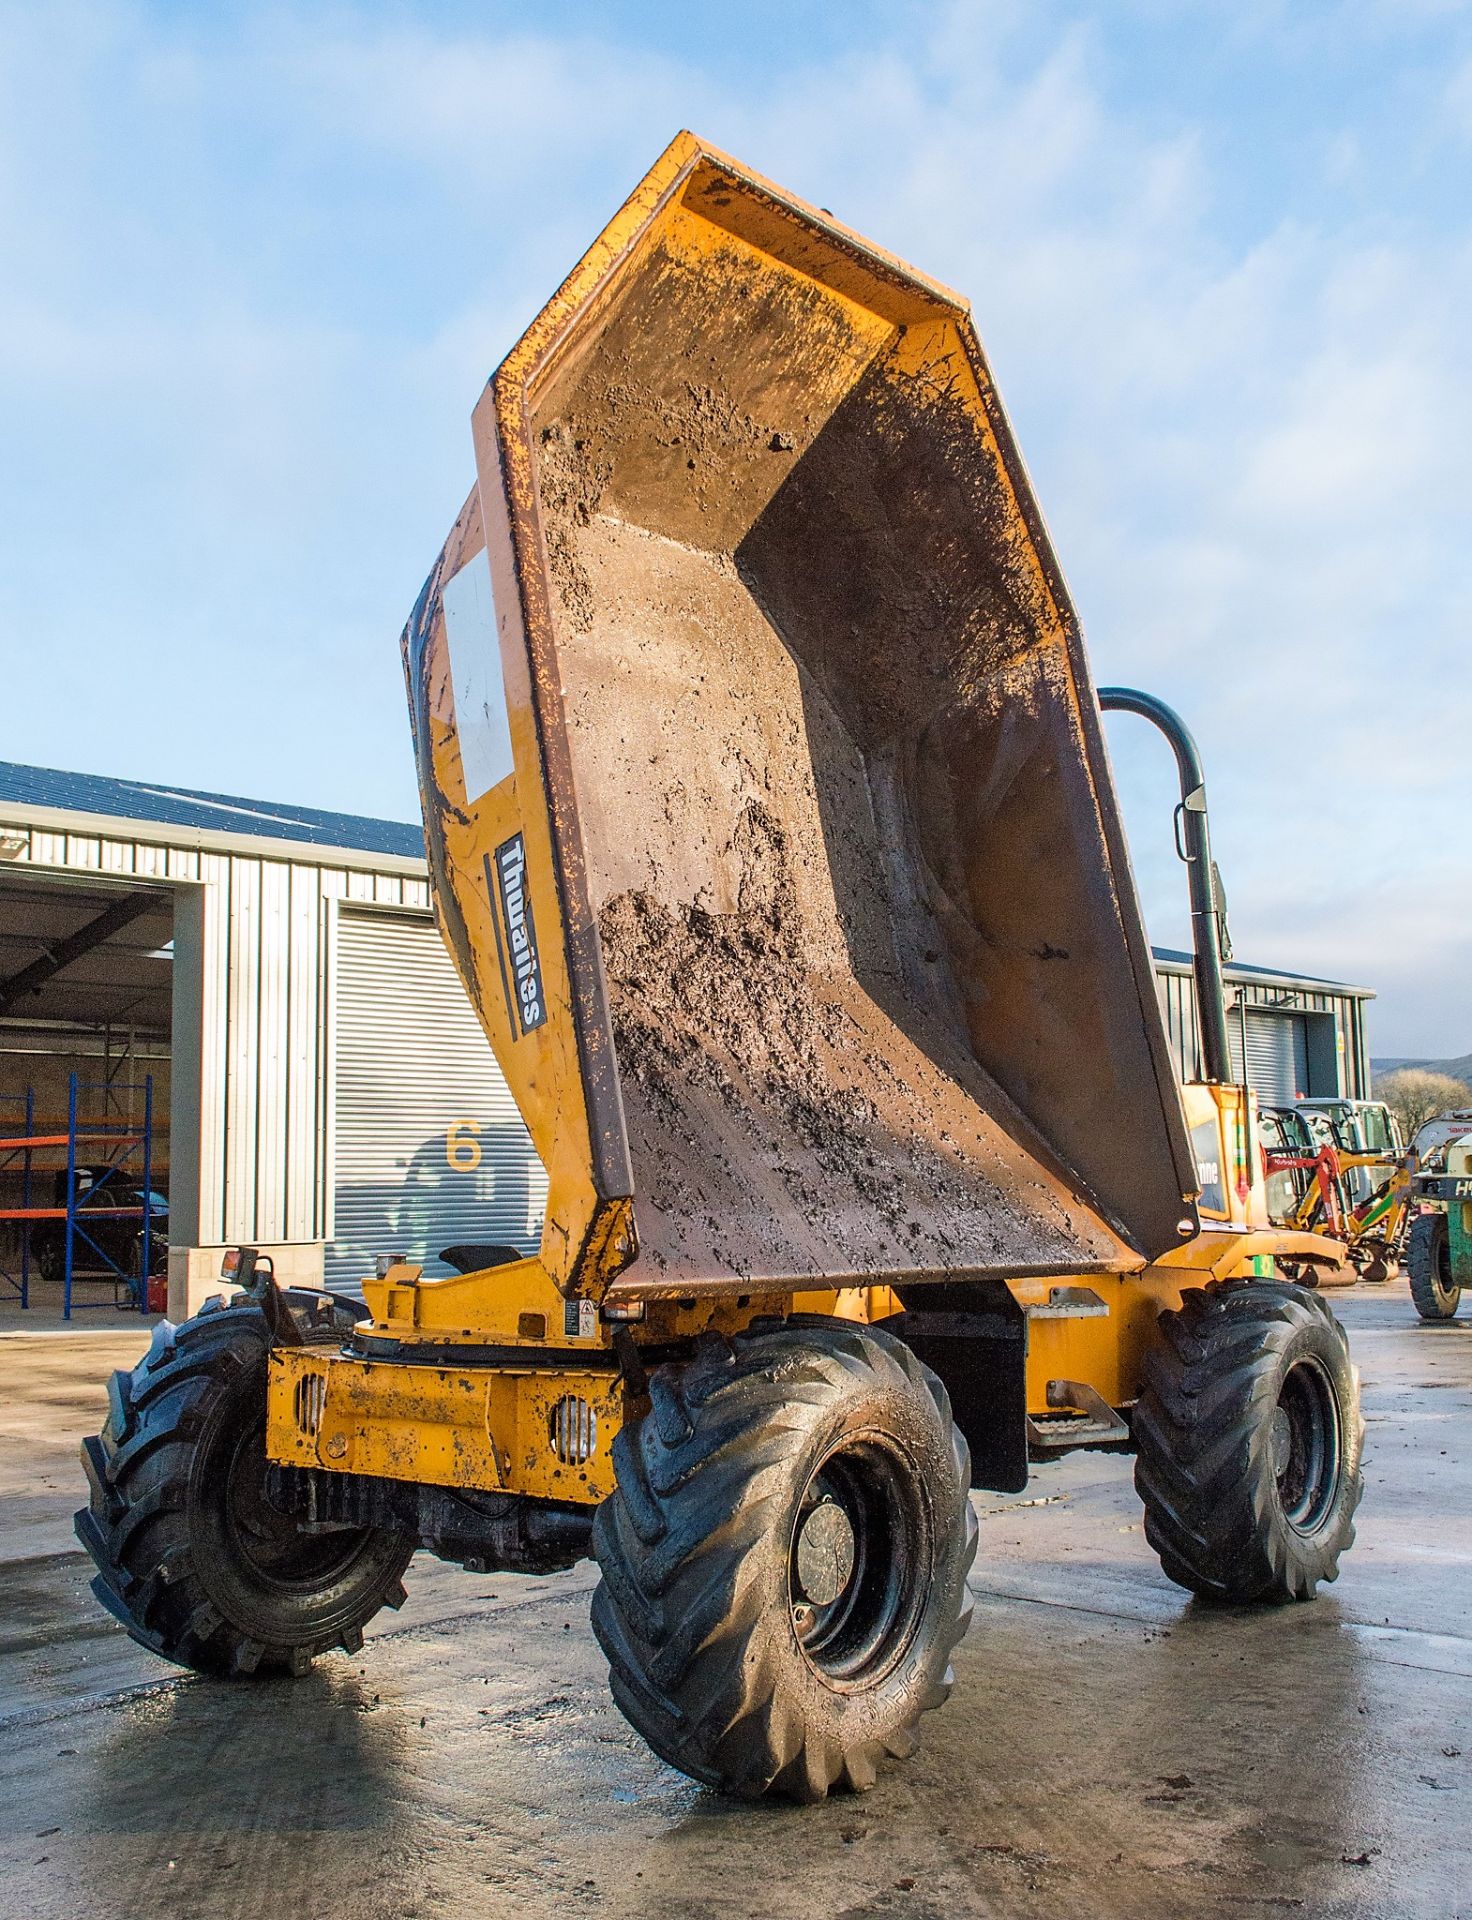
[591,1320,976,1801]
[1133,1280,1363,1604]
[1407,1213,1461,1321]
[76,1299,414,1674]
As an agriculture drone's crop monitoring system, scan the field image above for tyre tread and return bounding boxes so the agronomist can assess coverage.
[1133,1279,1363,1605]
[592,1320,975,1802]
[1407,1213,1461,1321]
[75,1302,413,1676]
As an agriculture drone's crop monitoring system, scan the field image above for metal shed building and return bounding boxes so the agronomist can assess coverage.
[0,763,544,1315]
[0,761,1372,1317]
[1151,947,1374,1107]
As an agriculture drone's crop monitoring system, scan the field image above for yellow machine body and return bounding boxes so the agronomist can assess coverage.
[263,133,1343,1506]
[264,1081,1341,1506]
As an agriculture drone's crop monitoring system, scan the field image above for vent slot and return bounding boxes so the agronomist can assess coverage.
[548,1395,597,1466]
[294,1372,327,1438]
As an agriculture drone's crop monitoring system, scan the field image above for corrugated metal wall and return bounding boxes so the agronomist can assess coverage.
[11,820,431,1246]
[326,909,546,1289]
[1228,1009,1311,1105]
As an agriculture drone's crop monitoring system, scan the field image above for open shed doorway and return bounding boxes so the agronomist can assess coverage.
[0,869,175,1317]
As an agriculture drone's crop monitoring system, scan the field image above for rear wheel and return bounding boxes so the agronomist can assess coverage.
[1133,1281,1362,1603]
[591,1320,976,1801]
[76,1299,414,1674]
[1407,1213,1461,1320]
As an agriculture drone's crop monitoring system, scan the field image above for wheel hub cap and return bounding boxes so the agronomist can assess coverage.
[795,1496,856,1607]
[1273,1355,1343,1535]
[1271,1406,1293,1480]
[787,1439,929,1687]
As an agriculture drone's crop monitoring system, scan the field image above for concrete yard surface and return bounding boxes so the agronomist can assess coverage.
[1,1283,1468,1920]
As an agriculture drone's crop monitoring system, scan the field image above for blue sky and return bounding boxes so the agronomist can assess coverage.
[3,0,1469,1055]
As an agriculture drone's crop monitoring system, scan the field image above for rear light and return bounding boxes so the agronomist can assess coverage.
[220,1247,269,1286]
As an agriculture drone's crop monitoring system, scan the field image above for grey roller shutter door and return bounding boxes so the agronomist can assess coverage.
[1231,1009,1309,1107]
[327,909,546,1292]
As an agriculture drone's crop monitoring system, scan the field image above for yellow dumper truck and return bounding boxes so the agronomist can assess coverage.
[77,134,1360,1802]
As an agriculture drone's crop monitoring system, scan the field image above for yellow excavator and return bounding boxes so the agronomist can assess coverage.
[77,133,1359,1802]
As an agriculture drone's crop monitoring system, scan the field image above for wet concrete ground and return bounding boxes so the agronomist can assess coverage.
[1,1280,1467,1920]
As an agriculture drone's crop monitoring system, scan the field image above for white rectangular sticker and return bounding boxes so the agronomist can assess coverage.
[442,552,514,804]
[563,1299,598,1340]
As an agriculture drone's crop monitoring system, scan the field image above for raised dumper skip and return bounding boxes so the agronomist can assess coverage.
[76,132,1363,1803]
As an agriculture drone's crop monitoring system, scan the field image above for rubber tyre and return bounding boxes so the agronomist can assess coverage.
[1133,1280,1363,1604]
[1407,1213,1461,1321]
[591,1319,976,1802]
[75,1298,414,1675]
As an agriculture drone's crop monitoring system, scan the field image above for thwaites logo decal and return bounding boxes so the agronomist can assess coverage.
[486,834,546,1036]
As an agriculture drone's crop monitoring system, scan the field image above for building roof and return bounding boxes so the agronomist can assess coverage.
[0,760,424,861]
[1149,945,1373,999]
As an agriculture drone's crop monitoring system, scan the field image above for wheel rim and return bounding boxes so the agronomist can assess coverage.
[788,1435,929,1688]
[1270,1355,1342,1535]
[223,1417,376,1591]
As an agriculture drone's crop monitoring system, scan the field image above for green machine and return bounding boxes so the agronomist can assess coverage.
[1407,1131,1472,1320]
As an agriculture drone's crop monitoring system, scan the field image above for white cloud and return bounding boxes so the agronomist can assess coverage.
[0,0,1468,1053]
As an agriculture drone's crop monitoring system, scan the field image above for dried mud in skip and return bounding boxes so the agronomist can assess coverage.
[536,363,1108,1291]
[600,803,945,1264]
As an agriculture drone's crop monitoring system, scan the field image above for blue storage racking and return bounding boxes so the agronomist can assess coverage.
[0,1073,158,1318]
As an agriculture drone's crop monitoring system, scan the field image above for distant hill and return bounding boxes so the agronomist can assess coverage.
[1372,1055,1472,1084]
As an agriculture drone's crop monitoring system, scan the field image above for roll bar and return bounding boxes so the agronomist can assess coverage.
[1098,688,1233,1087]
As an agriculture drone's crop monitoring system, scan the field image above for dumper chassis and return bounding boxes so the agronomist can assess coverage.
[78,133,1363,1802]
[82,1256,1360,1798]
